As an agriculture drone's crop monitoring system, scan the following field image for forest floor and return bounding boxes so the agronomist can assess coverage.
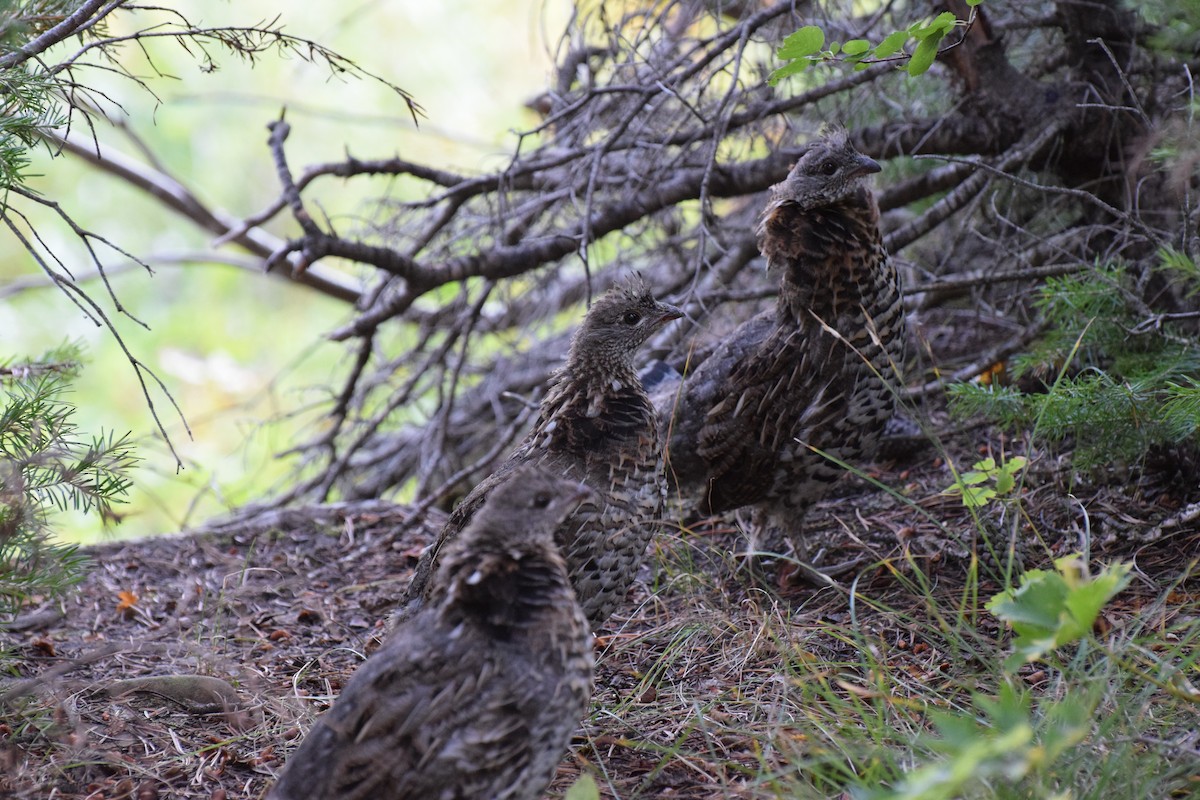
[2,425,1199,800]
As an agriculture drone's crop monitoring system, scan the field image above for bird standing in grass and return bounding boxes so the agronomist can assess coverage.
[267,467,594,800]
[400,276,683,629]
[662,126,906,568]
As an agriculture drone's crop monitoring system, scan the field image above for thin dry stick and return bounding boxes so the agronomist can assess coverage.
[48,128,362,302]
[885,118,1070,252]
[1,207,190,469]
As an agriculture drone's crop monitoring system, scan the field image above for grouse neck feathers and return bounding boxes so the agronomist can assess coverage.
[662,126,906,558]
[397,277,682,631]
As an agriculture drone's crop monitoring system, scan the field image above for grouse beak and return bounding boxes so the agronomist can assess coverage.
[657,303,684,325]
[566,481,593,507]
[853,154,882,177]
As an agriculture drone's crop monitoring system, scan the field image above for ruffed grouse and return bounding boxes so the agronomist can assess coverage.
[267,467,594,800]
[400,277,682,629]
[662,126,906,562]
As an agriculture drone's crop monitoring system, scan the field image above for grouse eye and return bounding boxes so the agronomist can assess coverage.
[531,492,553,509]
[621,311,642,325]
[820,159,838,175]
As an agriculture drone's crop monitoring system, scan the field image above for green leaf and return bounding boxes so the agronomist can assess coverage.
[987,558,1132,671]
[975,682,1034,733]
[873,30,910,58]
[988,569,1065,636]
[777,25,825,59]
[932,11,958,32]
[907,35,941,75]
[767,59,811,85]
[914,12,958,39]
[842,39,870,56]
[564,774,600,800]
[962,486,995,508]
[966,0,984,6]
[1062,560,1131,634]
[960,470,990,485]
[869,679,1099,800]
[1040,691,1096,761]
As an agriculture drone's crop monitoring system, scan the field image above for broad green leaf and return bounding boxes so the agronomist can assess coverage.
[995,469,1015,494]
[973,457,997,471]
[987,569,1065,637]
[874,715,1033,800]
[960,470,990,485]
[913,23,938,40]
[915,12,958,39]
[907,35,940,75]
[564,774,600,800]
[828,41,841,55]
[874,30,909,58]
[1040,692,1096,761]
[767,59,810,85]
[1004,635,1058,671]
[842,39,870,56]
[864,679,1097,800]
[967,0,984,6]
[1062,561,1131,633]
[778,25,825,59]
[972,683,1035,735]
[933,11,958,32]
[962,486,995,507]
[987,558,1131,671]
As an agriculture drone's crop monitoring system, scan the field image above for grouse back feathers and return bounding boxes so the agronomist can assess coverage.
[664,126,906,552]
[268,467,594,800]
[402,277,682,629]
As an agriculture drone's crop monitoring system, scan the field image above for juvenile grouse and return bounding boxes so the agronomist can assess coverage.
[267,467,594,800]
[662,126,906,561]
[401,276,682,629]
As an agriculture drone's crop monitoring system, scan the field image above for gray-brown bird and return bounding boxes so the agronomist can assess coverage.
[267,467,594,800]
[661,126,906,564]
[401,277,682,630]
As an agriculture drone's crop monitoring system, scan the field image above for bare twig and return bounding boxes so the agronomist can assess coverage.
[46,128,363,303]
[1,210,190,470]
[885,118,1070,252]
[0,0,120,69]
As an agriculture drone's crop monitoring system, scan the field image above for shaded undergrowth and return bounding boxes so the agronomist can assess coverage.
[573,485,1200,800]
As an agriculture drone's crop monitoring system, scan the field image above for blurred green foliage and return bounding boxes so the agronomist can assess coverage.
[948,252,1200,472]
[1,344,136,617]
[0,0,566,542]
[769,1,985,82]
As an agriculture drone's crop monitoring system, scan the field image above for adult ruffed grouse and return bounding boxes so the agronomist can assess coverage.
[267,467,594,800]
[662,126,906,562]
[400,277,682,630]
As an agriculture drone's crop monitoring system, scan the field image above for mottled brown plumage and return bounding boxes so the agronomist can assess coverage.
[268,467,594,800]
[401,277,682,629]
[664,126,906,557]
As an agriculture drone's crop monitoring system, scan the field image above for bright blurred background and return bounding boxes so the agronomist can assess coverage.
[1,0,570,543]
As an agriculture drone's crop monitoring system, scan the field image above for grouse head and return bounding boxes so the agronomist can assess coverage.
[462,466,592,551]
[567,277,683,373]
[449,466,591,630]
[766,126,881,214]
